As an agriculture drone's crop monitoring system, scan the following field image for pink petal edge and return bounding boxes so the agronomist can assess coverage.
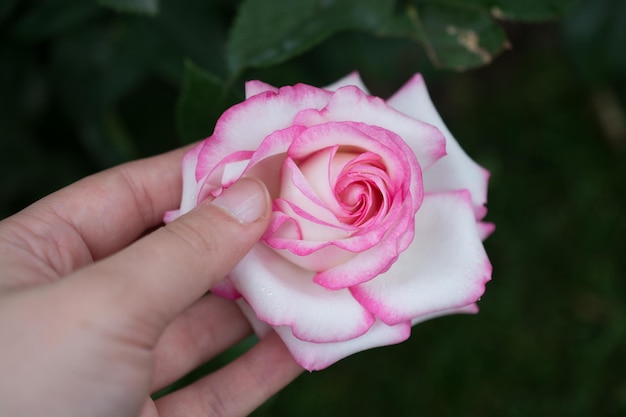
[350,190,492,325]
[387,74,490,218]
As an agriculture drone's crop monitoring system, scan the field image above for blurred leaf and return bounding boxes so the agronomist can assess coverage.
[151,0,235,81]
[412,1,510,70]
[375,10,422,40]
[177,61,240,144]
[381,0,575,71]
[450,0,580,21]
[96,0,159,16]
[227,0,395,74]
[12,0,101,41]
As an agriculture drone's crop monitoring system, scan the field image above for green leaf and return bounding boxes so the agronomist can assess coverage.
[96,0,159,16]
[227,0,395,74]
[412,1,509,71]
[176,61,240,144]
[151,0,234,81]
[450,0,580,21]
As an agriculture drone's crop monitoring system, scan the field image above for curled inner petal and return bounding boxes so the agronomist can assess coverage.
[334,152,390,227]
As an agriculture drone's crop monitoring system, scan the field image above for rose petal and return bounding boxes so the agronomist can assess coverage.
[235,299,410,371]
[323,71,370,93]
[266,198,413,270]
[228,244,376,343]
[288,122,422,204]
[270,240,358,273]
[236,298,273,337]
[165,142,203,218]
[263,121,423,280]
[279,156,351,233]
[411,303,479,326]
[477,222,496,241]
[195,84,333,183]
[387,74,489,218]
[245,80,278,98]
[196,150,253,203]
[273,319,411,371]
[350,190,492,325]
[294,86,446,169]
[210,278,241,300]
[240,125,307,198]
[311,200,416,289]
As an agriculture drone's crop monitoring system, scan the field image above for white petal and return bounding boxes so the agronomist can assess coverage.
[228,244,375,343]
[295,86,446,169]
[387,74,489,218]
[245,80,278,98]
[323,71,369,93]
[410,303,479,326]
[351,191,491,325]
[178,143,203,216]
[273,319,410,371]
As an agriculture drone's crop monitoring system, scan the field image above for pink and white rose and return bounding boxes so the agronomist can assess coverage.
[165,72,493,371]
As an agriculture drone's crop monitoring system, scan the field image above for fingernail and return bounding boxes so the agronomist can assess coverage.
[209,178,269,224]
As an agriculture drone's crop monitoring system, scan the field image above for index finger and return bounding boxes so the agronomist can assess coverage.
[44,146,192,259]
[7,145,190,265]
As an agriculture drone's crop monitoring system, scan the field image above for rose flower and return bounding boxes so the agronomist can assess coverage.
[165,73,493,371]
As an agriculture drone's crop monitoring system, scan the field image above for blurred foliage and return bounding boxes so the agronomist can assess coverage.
[98,0,160,16]
[1,0,625,416]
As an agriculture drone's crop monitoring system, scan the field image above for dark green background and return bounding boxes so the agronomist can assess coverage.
[1,0,625,416]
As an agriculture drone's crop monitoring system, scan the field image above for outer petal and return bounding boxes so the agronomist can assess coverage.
[236,294,477,372]
[210,277,241,300]
[387,74,489,218]
[323,71,370,94]
[350,190,492,325]
[237,125,306,199]
[274,319,410,371]
[411,303,479,326]
[478,221,496,241]
[228,244,376,343]
[164,142,203,219]
[245,80,278,98]
[194,84,333,183]
[294,86,446,169]
[235,299,410,371]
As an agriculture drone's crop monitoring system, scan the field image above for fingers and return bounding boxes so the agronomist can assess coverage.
[150,295,252,392]
[154,332,303,417]
[4,146,190,274]
[59,177,271,343]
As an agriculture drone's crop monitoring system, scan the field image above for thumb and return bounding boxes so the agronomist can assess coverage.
[62,177,271,334]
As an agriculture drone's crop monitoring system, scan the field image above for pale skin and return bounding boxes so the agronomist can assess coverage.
[0,146,303,417]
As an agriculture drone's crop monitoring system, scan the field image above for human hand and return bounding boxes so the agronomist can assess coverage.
[0,147,303,417]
